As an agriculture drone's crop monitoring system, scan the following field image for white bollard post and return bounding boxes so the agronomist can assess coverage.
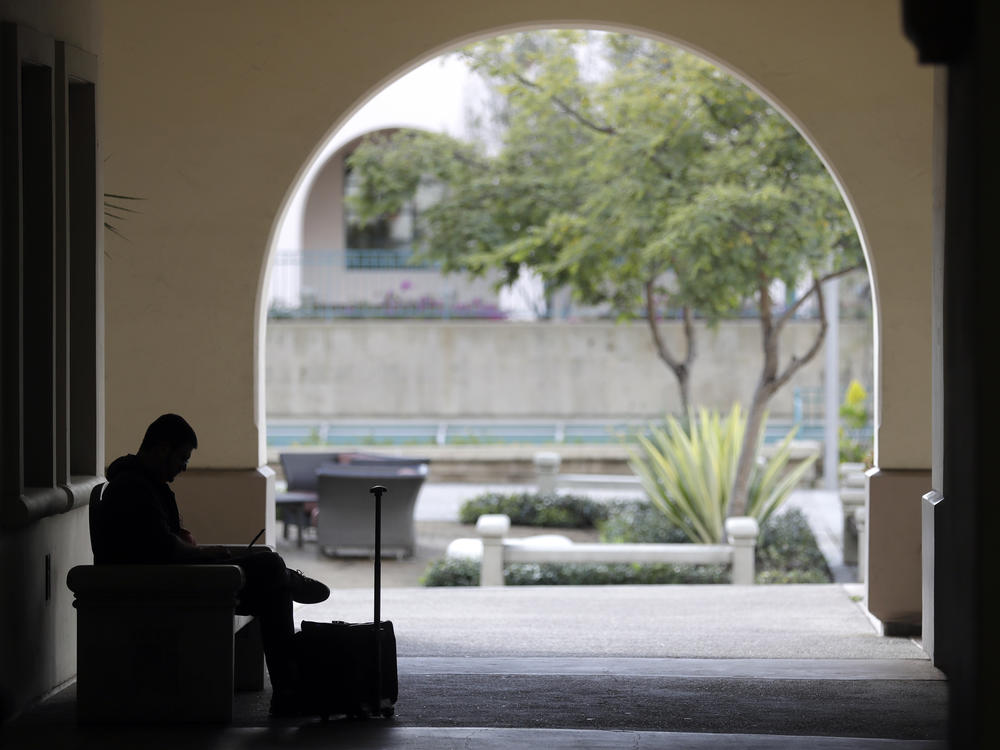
[533,451,561,494]
[725,516,760,585]
[476,514,511,586]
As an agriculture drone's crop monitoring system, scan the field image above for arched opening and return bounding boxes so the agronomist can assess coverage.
[258,27,876,597]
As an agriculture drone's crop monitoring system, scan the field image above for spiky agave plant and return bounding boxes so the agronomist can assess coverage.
[628,404,817,544]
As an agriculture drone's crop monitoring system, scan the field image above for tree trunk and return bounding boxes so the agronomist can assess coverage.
[644,280,695,416]
[677,367,691,417]
[727,275,833,517]
[729,383,771,517]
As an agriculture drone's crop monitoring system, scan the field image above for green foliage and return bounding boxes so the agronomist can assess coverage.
[838,379,872,465]
[840,380,869,430]
[598,500,691,543]
[426,495,831,586]
[458,491,611,528]
[629,405,817,543]
[347,31,862,324]
[601,503,830,583]
[421,558,480,586]
[754,507,831,582]
[503,562,729,586]
[420,558,729,586]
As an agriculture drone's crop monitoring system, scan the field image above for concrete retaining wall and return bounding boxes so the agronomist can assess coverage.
[266,319,872,420]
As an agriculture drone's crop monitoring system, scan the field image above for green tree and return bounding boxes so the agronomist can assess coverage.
[346,30,863,517]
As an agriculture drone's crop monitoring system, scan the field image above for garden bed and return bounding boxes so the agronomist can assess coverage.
[423,493,832,586]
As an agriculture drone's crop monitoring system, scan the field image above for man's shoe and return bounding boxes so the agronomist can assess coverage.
[287,569,330,604]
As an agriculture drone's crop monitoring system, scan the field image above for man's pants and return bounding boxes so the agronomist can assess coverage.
[229,549,296,691]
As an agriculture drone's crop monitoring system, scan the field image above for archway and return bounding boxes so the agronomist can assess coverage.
[260,25,884,612]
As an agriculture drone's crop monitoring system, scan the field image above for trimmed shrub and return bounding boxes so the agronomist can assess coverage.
[755,507,832,581]
[421,558,480,586]
[503,562,729,586]
[598,500,690,544]
[458,491,611,528]
[421,559,728,586]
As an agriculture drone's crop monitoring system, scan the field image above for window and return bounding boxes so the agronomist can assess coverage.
[1,24,101,528]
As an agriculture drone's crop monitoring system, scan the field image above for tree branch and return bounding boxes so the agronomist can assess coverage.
[768,277,829,396]
[645,279,684,372]
[681,304,696,368]
[510,71,617,135]
[774,261,865,333]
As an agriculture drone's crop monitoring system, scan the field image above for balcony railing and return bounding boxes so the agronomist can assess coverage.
[345,246,434,270]
[267,248,504,319]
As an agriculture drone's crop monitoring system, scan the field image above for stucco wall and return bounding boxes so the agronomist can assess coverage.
[266,319,873,420]
[101,0,932,472]
[0,0,102,722]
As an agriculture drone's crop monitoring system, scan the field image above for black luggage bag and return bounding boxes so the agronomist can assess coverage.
[295,485,398,719]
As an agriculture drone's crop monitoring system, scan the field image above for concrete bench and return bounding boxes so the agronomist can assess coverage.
[67,482,265,723]
[66,557,265,723]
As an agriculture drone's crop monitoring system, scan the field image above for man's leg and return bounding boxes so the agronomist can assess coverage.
[232,551,297,695]
[229,549,330,709]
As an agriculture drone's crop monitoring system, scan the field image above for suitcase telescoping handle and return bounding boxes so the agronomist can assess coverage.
[370,484,386,624]
[370,484,387,712]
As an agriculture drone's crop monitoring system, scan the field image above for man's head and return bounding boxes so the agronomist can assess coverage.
[137,414,198,483]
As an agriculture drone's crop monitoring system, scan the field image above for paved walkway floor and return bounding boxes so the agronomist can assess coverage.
[3,485,947,749]
[3,583,948,748]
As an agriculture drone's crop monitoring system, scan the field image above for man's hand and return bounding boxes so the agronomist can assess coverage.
[171,540,232,563]
[178,527,197,545]
[199,545,233,561]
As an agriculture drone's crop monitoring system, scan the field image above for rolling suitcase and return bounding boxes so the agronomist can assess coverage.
[295,484,399,719]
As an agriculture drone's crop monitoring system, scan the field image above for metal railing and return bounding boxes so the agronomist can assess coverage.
[267,248,505,320]
[265,413,872,448]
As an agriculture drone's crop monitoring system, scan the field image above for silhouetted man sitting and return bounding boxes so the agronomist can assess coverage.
[92,413,327,716]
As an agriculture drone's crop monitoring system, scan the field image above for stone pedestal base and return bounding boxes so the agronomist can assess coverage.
[866,467,931,634]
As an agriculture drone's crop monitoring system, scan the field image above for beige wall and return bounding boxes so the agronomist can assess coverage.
[266,319,874,420]
[102,0,932,475]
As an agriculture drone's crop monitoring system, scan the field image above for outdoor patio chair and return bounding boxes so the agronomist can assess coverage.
[316,462,428,558]
[277,451,432,546]
[277,451,340,546]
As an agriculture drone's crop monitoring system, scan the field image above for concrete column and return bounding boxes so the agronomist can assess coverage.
[865,468,929,634]
[476,513,510,586]
[725,516,759,585]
